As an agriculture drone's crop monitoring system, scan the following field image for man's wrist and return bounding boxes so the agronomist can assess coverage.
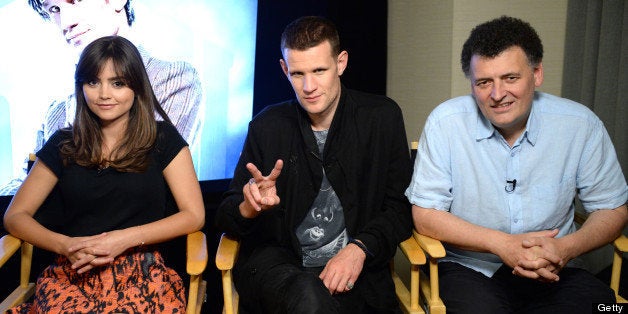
[349,238,373,258]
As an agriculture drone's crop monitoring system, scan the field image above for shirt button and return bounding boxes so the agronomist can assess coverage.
[513,219,519,223]
[511,152,516,157]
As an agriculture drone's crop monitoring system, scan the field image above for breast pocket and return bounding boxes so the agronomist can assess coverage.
[529,179,576,229]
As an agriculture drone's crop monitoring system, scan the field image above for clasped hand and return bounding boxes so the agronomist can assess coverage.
[64,230,130,274]
[498,229,566,282]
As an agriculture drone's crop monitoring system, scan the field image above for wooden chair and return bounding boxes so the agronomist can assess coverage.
[409,141,447,313]
[413,230,446,314]
[0,235,34,311]
[574,211,627,302]
[412,213,628,311]
[410,140,626,310]
[0,153,37,311]
[393,234,428,314]
[0,231,209,314]
[610,235,628,302]
[216,233,427,314]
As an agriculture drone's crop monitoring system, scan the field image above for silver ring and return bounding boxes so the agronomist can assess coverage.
[346,281,354,290]
[248,178,256,186]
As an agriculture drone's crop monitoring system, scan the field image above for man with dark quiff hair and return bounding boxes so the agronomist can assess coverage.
[217,15,412,313]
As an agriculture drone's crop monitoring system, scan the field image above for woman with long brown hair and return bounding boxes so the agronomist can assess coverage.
[3,35,205,312]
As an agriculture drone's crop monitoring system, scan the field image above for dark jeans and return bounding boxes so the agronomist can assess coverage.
[439,262,616,314]
[234,246,401,314]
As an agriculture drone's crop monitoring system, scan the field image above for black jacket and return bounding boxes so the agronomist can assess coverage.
[215,86,413,308]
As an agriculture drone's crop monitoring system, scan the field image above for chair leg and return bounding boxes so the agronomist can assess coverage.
[611,247,625,302]
[187,275,199,314]
[20,242,33,288]
[222,270,235,314]
[410,264,420,311]
[418,258,445,314]
[196,280,207,314]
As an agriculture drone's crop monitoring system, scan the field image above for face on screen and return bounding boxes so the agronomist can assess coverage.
[42,0,128,50]
[0,1,257,195]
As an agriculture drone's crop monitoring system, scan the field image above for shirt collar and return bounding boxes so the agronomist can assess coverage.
[475,107,495,141]
[474,93,540,146]
[525,99,539,146]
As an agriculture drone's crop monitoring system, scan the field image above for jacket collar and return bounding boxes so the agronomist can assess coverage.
[295,84,348,161]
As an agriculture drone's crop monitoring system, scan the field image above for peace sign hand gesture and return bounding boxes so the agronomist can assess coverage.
[239,159,283,218]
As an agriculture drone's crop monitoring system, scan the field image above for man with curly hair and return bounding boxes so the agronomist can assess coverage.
[406,16,627,313]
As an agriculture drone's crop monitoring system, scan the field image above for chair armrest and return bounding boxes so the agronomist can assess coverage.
[413,230,446,258]
[614,234,628,253]
[216,233,240,271]
[0,235,35,312]
[398,236,426,266]
[186,231,208,276]
[0,234,22,268]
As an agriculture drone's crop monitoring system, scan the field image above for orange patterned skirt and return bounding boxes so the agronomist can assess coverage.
[8,249,186,313]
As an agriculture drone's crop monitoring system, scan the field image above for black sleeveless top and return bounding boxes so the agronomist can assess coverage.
[36,122,187,237]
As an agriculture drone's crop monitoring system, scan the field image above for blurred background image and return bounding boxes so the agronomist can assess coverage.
[0,0,258,194]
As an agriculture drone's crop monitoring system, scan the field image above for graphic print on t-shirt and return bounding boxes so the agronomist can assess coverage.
[296,129,347,267]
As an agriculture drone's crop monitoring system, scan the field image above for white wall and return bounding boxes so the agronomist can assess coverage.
[389,0,615,278]
[388,0,568,143]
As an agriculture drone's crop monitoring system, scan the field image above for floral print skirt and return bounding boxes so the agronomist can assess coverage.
[8,249,186,313]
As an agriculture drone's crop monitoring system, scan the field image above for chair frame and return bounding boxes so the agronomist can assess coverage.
[0,231,208,314]
[393,235,427,314]
[216,233,428,314]
[413,230,446,314]
[412,211,627,312]
[0,235,35,311]
[574,211,627,302]
[611,235,628,302]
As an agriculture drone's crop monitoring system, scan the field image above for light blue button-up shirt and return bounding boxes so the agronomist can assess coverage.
[405,92,628,277]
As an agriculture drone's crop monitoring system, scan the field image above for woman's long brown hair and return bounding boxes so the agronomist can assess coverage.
[59,36,171,172]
